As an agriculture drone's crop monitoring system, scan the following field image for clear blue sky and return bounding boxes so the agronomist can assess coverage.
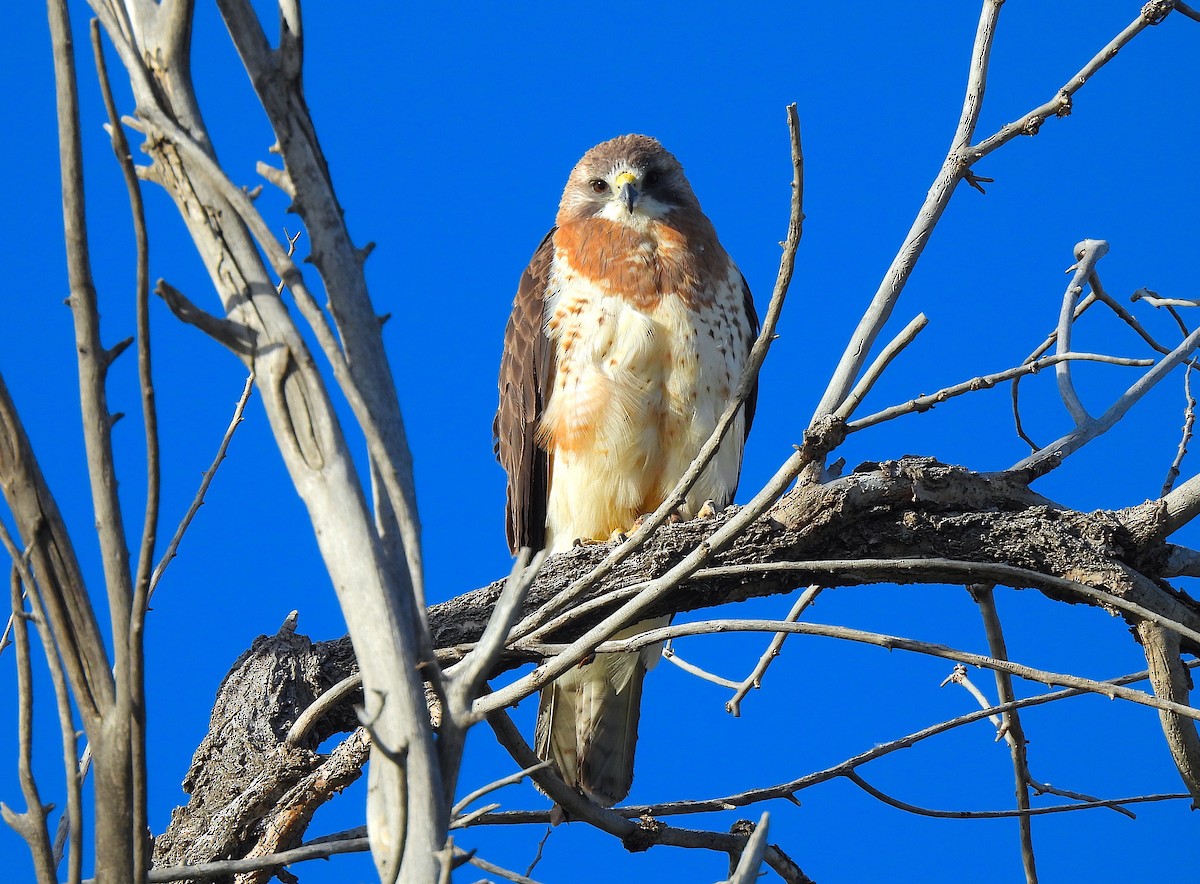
[2,2,1199,882]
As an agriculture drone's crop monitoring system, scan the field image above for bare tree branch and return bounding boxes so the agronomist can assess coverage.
[84,5,449,877]
[0,525,88,882]
[48,3,141,877]
[485,710,812,883]
[214,0,426,611]
[473,659,1200,828]
[660,642,741,689]
[439,550,545,808]
[943,663,1135,819]
[850,351,1154,433]
[148,373,255,599]
[1136,621,1200,805]
[970,4,1177,157]
[725,813,769,884]
[811,0,1003,421]
[525,617,1200,724]
[148,836,371,882]
[1175,1,1200,22]
[1162,363,1196,495]
[969,585,1037,884]
[90,23,156,878]
[1012,293,1200,474]
[1,572,56,884]
[726,587,821,717]
[1053,240,1108,426]
[842,771,1185,819]
[833,314,928,421]
[1161,472,1200,535]
[451,762,552,821]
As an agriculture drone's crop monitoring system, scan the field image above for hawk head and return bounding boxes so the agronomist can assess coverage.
[556,134,703,230]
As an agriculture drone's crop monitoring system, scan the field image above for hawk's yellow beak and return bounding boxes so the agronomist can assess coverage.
[615,171,639,214]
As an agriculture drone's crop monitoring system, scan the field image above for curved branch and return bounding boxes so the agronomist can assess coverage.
[1054,240,1109,426]
[1137,622,1200,806]
[470,660,1200,826]
[1161,472,1200,535]
[524,617,1200,724]
[1011,322,1200,475]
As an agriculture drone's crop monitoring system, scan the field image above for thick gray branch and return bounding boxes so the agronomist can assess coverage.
[154,458,1200,871]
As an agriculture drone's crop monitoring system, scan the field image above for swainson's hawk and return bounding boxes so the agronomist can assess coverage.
[495,134,757,805]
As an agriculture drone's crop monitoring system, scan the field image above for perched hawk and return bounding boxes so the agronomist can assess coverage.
[495,134,757,806]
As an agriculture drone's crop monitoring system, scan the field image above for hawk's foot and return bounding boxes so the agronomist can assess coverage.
[573,536,611,548]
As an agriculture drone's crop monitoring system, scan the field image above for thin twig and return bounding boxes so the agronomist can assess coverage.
[970,585,1037,884]
[1011,320,1200,475]
[524,826,552,879]
[519,617,1200,724]
[275,228,303,295]
[148,372,254,599]
[24,566,85,879]
[726,587,822,717]
[0,581,26,656]
[444,550,545,714]
[1090,278,1173,354]
[1,571,56,883]
[1012,291,1098,449]
[146,836,370,881]
[460,849,545,884]
[452,762,552,818]
[471,660,1200,828]
[1131,292,1200,309]
[1163,363,1196,495]
[970,6,1173,157]
[513,557,1200,662]
[833,314,928,421]
[944,664,1136,820]
[843,771,1184,820]
[484,709,809,882]
[660,642,741,689]
[0,527,84,880]
[850,351,1152,433]
[439,550,545,809]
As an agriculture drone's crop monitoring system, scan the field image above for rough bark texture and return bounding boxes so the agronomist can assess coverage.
[151,457,1200,875]
[152,628,360,870]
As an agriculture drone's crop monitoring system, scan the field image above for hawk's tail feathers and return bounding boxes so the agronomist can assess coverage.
[534,643,655,807]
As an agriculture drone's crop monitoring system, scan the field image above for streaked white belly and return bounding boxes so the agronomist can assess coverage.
[540,260,748,553]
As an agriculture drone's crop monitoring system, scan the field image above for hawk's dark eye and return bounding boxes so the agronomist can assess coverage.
[643,169,661,188]
[590,179,609,194]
